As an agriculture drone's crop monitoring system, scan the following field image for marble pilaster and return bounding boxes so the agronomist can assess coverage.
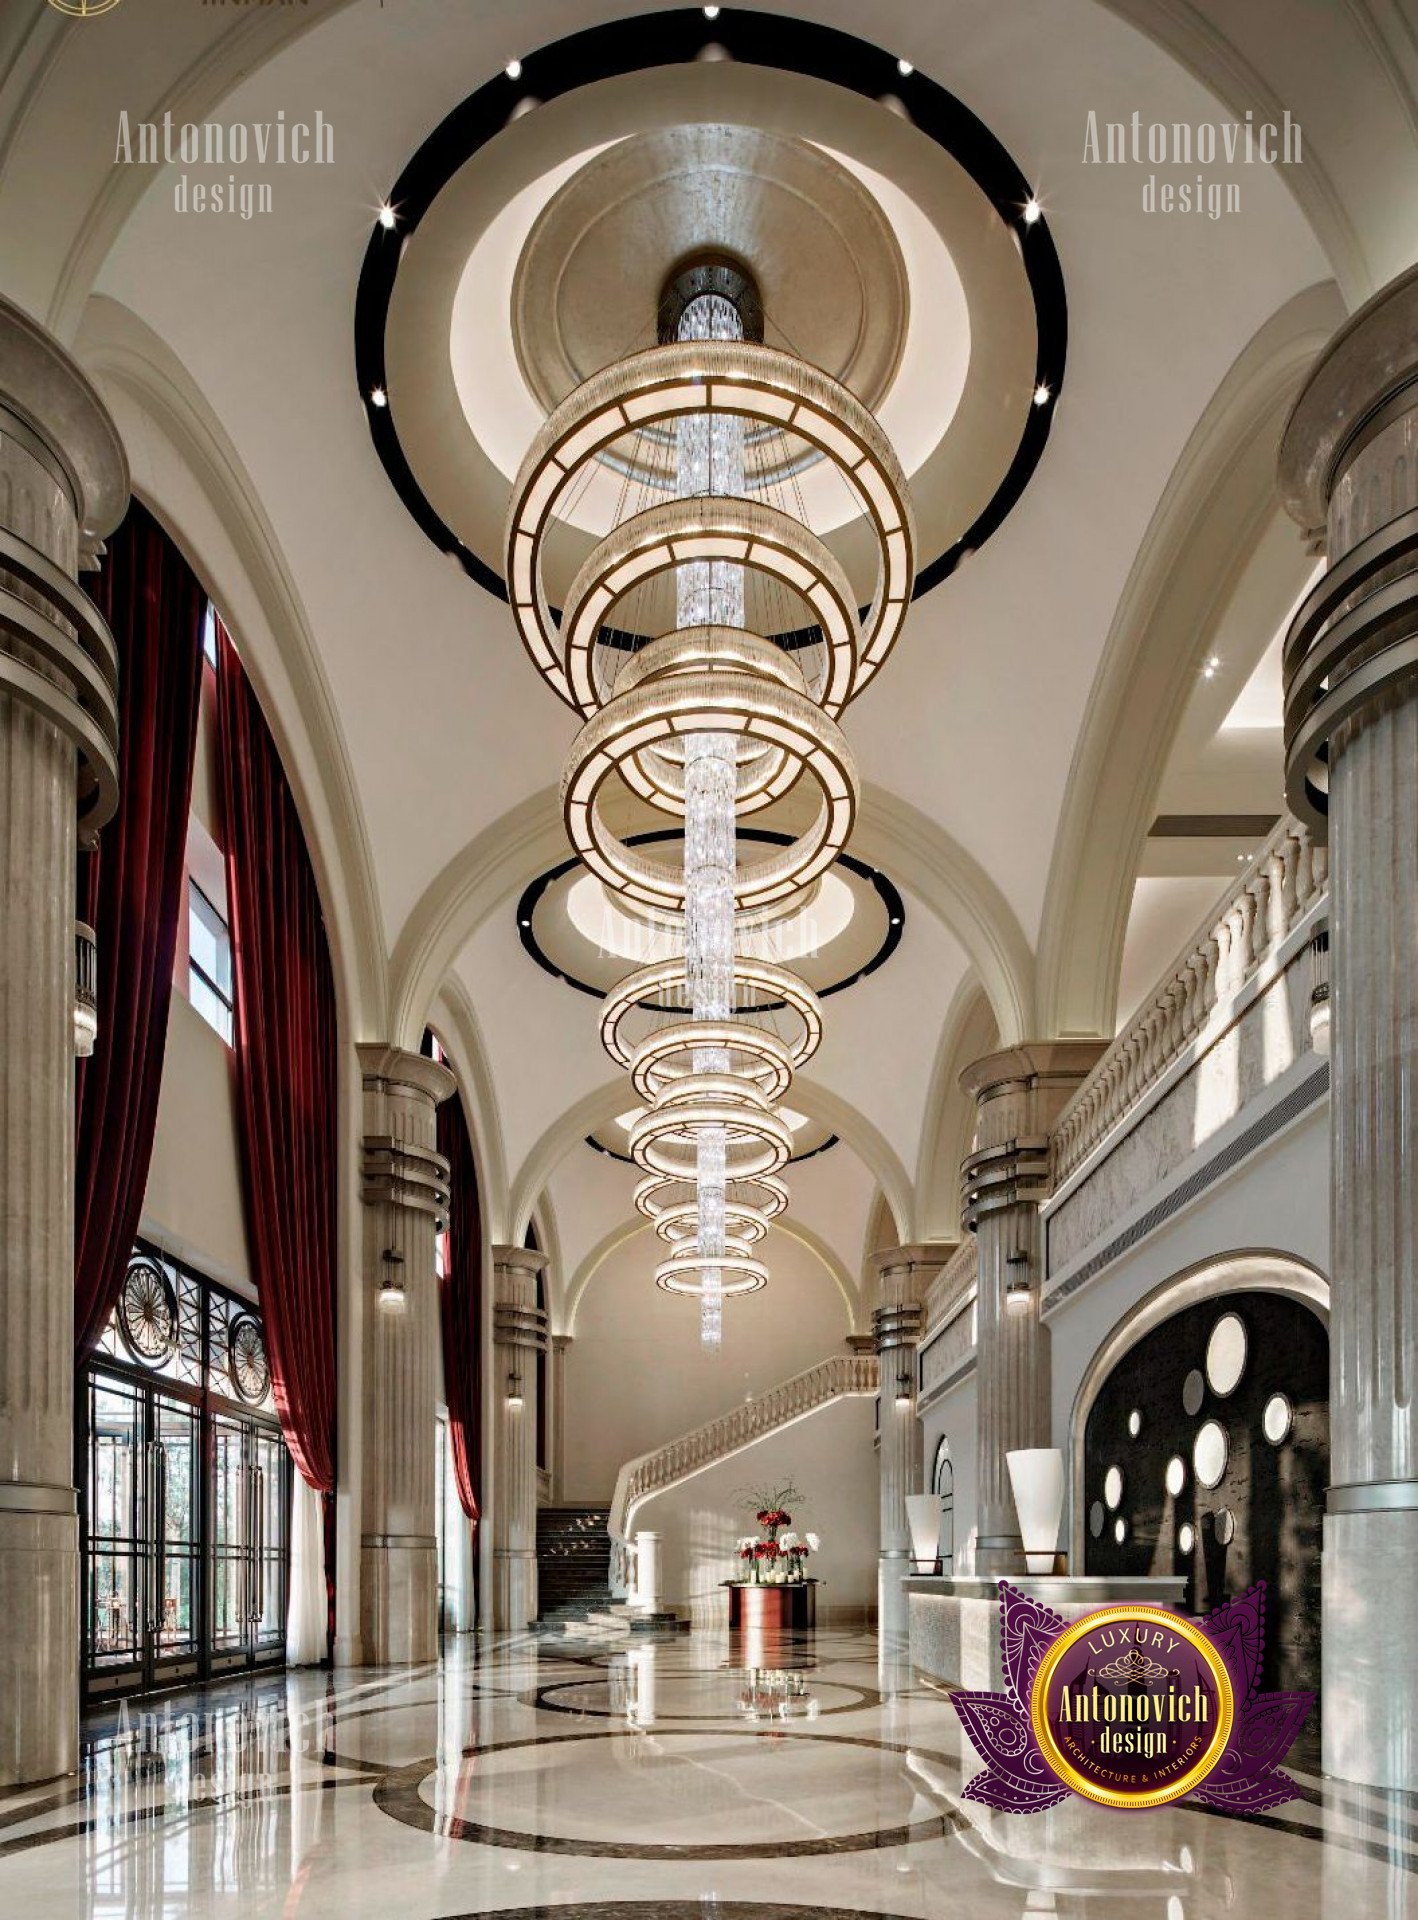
[1279,264,1418,1789]
[0,296,126,1786]
[960,1043,1102,1575]
[357,1043,455,1666]
[491,1245,548,1630]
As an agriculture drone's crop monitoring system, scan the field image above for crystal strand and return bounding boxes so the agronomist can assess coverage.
[676,293,744,1346]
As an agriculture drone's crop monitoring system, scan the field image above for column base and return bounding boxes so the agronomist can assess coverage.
[1322,1507,1418,1788]
[0,1502,78,1788]
[878,1549,912,1648]
[360,1536,437,1665]
[493,1548,538,1631]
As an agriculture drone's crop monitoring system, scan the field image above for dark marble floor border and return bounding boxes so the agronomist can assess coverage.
[375,1728,965,1860]
[521,1674,880,1721]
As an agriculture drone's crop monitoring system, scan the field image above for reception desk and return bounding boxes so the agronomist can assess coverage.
[907,1574,1187,1692]
[726,1581,817,1632]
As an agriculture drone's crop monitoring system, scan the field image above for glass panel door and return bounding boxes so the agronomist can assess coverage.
[252,1427,290,1655]
[152,1396,201,1679]
[211,1413,251,1668]
[87,1377,143,1685]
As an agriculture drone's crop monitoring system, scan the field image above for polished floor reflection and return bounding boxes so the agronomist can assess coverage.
[0,1629,1412,1916]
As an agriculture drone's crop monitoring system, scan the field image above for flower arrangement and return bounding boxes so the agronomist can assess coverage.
[731,1484,821,1583]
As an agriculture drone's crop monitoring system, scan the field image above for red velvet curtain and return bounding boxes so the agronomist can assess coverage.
[215,623,337,1497]
[75,501,206,1357]
[437,1088,482,1535]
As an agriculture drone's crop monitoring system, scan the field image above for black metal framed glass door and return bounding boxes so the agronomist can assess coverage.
[85,1376,202,1695]
[83,1245,293,1701]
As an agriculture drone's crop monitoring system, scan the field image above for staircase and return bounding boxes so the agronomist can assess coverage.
[607,1349,878,1586]
[536,1506,613,1625]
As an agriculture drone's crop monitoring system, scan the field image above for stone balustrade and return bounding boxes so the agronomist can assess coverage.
[608,1350,878,1551]
[1051,816,1329,1190]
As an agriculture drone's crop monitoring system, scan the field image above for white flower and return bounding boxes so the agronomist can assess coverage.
[779,1531,799,1549]
[805,1532,821,1552]
[736,1536,756,1552]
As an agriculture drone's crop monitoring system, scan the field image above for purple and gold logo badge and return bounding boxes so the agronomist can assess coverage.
[950,1579,1312,1813]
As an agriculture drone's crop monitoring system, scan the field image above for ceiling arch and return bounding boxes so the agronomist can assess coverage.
[1035,279,1345,1041]
[507,1073,913,1253]
[915,975,998,1241]
[563,1213,861,1338]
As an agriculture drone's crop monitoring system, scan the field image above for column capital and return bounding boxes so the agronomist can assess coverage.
[491,1244,550,1286]
[356,1042,457,1109]
[959,1041,1106,1104]
[0,293,129,555]
[866,1242,953,1290]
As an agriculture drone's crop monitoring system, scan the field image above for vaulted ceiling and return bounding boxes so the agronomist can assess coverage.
[5,0,1414,1323]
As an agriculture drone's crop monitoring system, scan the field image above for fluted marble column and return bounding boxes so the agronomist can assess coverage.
[870,1244,949,1648]
[357,1044,455,1665]
[1279,265,1418,1789]
[962,1044,1102,1575]
[491,1245,548,1629]
[0,298,126,1786]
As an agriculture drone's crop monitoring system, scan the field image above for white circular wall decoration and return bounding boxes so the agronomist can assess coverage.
[1128,1409,1142,1438]
[1214,1508,1236,1545]
[1205,1313,1247,1396]
[1165,1455,1186,1498]
[1178,1523,1195,1554]
[1263,1392,1293,1444]
[1193,1420,1228,1489]
[1089,1500,1105,1539]
[1113,1516,1127,1545]
[1182,1369,1205,1416]
[1103,1465,1124,1511]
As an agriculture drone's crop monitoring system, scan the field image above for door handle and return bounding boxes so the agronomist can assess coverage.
[254,1463,266,1628]
[154,1442,167,1643]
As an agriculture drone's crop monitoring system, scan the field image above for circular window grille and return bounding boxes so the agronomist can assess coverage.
[116,1258,179,1365]
[227,1314,271,1405]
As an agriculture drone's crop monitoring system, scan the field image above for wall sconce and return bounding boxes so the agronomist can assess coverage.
[894,1370,913,1409]
[1005,1250,1032,1313]
[378,1249,406,1314]
[1309,931,1330,1055]
[506,1371,524,1409]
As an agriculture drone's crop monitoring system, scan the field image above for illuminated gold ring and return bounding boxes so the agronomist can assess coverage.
[629,1097,793,1181]
[561,496,859,717]
[563,670,856,910]
[655,1252,769,1296]
[651,1201,770,1248]
[506,339,914,711]
[610,628,806,813]
[633,1170,790,1224]
[601,959,823,1073]
[630,1022,794,1105]
[1028,1605,1235,1810]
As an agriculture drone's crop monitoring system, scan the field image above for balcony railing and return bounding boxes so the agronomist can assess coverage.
[1051,815,1329,1190]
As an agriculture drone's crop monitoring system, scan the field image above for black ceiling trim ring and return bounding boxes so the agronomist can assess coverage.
[515,828,905,1004]
[353,6,1067,603]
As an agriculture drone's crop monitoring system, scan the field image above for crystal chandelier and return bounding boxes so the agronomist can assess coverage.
[507,256,914,1348]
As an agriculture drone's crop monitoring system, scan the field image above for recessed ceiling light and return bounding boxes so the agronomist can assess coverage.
[505,58,522,79]
[703,4,720,16]
[377,203,396,230]
[1033,382,1052,406]
[889,914,902,926]
[1022,195,1043,225]
[369,386,388,408]
[897,57,914,76]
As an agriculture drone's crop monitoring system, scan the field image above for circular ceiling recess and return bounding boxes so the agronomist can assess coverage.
[354,7,1066,605]
[517,830,905,1002]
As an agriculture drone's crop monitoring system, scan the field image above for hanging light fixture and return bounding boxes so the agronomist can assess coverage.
[378,1248,407,1314]
[507,251,915,1348]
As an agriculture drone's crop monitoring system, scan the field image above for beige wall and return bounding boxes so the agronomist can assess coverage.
[563,1223,853,1502]
[635,1395,879,1626]
[139,989,252,1294]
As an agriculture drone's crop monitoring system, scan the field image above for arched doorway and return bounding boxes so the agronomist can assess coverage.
[1080,1277,1327,1707]
[932,1438,955,1573]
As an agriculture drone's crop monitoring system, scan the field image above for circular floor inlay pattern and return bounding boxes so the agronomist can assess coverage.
[438,1907,925,1920]
[524,1672,880,1721]
[375,1729,951,1858]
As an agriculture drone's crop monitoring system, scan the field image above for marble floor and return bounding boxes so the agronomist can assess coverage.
[0,1629,1413,1918]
